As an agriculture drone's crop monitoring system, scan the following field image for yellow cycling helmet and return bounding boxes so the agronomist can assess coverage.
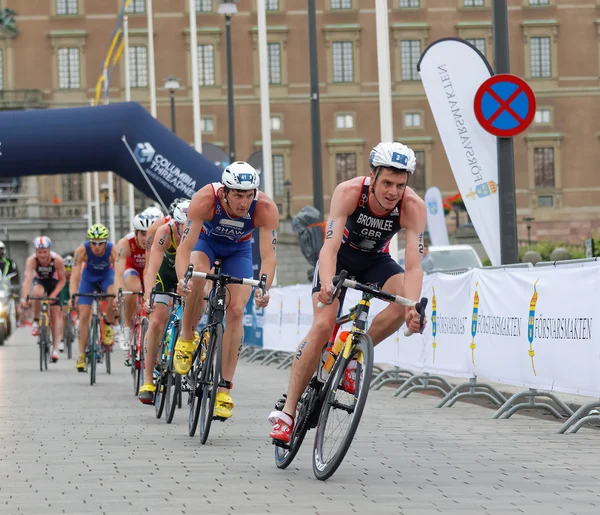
[87,223,109,240]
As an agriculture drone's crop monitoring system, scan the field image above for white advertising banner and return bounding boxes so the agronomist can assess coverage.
[424,187,450,246]
[418,39,500,265]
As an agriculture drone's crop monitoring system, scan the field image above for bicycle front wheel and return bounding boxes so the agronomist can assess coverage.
[89,317,99,386]
[187,353,202,437]
[312,334,374,481]
[65,316,73,360]
[199,324,223,445]
[154,344,167,420]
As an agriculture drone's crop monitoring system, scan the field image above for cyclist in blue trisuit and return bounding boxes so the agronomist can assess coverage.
[175,162,279,420]
[69,224,118,372]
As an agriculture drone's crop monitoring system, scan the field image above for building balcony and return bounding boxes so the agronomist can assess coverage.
[0,89,47,110]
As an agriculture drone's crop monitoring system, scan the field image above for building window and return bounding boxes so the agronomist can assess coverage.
[58,48,80,89]
[336,114,354,129]
[537,195,553,207]
[196,0,213,12]
[534,108,551,124]
[0,49,3,91]
[126,0,145,13]
[336,153,357,183]
[273,154,285,197]
[411,151,426,192]
[198,44,215,86]
[401,40,421,81]
[400,0,419,6]
[534,147,554,188]
[331,0,352,9]
[463,0,484,5]
[267,43,281,85]
[465,38,486,56]
[128,46,148,88]
[404,112,422,128]
[529,0,549,4]
[62,174,84,202]
[332,41,353,83]
[201,117,214,133]
[265,0,279,10]
[271,115,282,131]
[57,0,78,15]
[530,36,551,78]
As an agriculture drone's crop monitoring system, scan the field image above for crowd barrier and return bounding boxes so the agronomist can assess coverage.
[241,258,600,434]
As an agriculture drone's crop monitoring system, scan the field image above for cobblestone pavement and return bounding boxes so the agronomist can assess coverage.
[1,329,599,515]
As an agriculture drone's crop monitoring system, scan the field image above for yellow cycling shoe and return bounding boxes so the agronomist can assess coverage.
[75,354,86,372]
[138,383,156,405]
[214,392,234,419]
[103,325,114,346]
[174,337,198,375]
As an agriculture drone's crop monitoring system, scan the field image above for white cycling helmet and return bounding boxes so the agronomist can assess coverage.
[369,142,416,174]
[172,200,190,224]
[133,213,153,231]
[143,205,163,220]
[0,240,5,250]
[222,161,260,191]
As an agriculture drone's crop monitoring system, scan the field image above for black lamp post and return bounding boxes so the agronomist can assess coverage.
[284,180,292,220]
[218,1,238,164]
[523,216,535,248]
[164,75,181,134]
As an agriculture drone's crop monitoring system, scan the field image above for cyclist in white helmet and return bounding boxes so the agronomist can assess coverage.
[114,213,152,350]
[175,161,279,420]
[269,141,427,444]
[138,200,190,404]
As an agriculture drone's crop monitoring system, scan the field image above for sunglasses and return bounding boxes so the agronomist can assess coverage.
[90,241,106,247]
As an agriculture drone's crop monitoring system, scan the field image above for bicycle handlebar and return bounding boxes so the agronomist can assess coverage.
[117,288,143,304]
[316,270,428,337]
[73,293,116,299]
[149,289,181,311]
[26,295,62,305]
[182,264,267,296]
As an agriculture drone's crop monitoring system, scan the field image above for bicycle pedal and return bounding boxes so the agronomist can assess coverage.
[271,439,290,450]
[214,416,228,422]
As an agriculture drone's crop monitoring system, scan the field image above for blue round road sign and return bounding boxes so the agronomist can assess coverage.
[473,74,536,137]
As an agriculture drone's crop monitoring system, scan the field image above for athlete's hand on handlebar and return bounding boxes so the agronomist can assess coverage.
[405,307,425,334]
[254,288,270,309]
[317,282,335,306]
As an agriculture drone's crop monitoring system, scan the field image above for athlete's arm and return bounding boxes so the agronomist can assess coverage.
[175,185,214,283]
[69,245,87,301]
[254,196,280,307]
[317,181,357,302]
[51,255,67,301]
[401,191,427,331]
[20,256,36,304]
[144,224,169,299]
[143,216,164,276]
[113,237,130,292]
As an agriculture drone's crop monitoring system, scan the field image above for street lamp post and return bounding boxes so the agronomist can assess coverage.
[523,216,535,248]
[164,75,181,134]
[218,1,238,164]
[284,180,292,220]
[100,183,109,228]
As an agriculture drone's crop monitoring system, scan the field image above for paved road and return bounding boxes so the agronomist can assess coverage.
[1,328,599,515]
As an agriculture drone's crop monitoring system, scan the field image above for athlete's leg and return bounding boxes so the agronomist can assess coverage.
[31,282,44,321]
[144,299,170,386]
[180,251,209,341]
[220,283,252,393]
[123,270,142,328]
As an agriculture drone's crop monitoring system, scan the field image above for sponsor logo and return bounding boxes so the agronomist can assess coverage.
[391,152,408,166]
[465,180,498,201]
[470,282,479,365]
[134,141,197,198]
[431,286,437,362]
[427,200,438,215]
[526,279,592,377]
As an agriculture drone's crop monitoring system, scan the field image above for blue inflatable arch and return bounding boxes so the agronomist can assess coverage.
[0,102,222,207]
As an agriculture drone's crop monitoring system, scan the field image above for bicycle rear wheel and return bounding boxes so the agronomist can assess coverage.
[187,353,202,437]
[199,324,223,445]
[65,315,73,360]
[137,317,148,394]
[274,380,320,469]
[130,322,138,395]
[312,334,374,481]
[154,338,168,419]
